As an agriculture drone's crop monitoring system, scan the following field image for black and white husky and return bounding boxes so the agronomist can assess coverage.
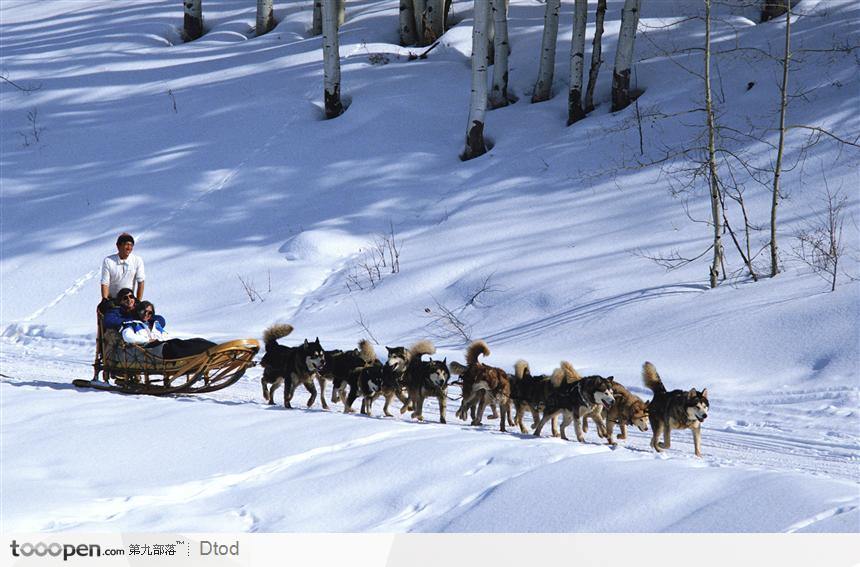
[533,361,615,442]
[405,358,451,424]
[511,360,559,436]
[324,339,377,409]
[260,324,325,409]
[642,361,709,457]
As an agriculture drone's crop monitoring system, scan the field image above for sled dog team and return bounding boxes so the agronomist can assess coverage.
[260,324,711,457]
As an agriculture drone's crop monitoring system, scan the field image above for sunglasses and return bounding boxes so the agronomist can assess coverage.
[143,310,154,316]
[121,294,134,301]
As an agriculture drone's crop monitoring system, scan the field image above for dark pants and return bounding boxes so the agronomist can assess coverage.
[159,338,217,359]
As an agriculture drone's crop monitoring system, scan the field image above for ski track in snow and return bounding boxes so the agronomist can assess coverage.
[20,270,98,323]
[784,503,860,533]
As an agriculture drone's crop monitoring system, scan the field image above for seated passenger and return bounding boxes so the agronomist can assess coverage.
[103,288,139,330]
[120,301,168,344]
[118,300,215,359]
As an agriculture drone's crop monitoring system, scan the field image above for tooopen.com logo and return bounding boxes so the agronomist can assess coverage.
[10,540,103,561]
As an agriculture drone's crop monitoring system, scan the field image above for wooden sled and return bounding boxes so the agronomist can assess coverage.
[75,309,259,395]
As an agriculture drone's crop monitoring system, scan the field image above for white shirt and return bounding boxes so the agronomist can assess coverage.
[100,253,145,298]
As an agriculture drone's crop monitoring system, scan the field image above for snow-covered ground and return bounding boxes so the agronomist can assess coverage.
[1,0,858,534]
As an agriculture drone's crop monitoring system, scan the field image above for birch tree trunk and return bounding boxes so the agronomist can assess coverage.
[532,0,561,103]
[762,0,793,22]
[314,0,344,36]
[488,0,513,109]
[425,0,445,44]
[313,0,323,36]
[463,0,490,160]
[256,0,275,36]
[611,0,640,111]
[770,2,790,277]
[584,0,607,112]
[567,0,587,125]
[322,0,344,119]
[487,2,495,66]
[413,0,428,46]
[183,0,204,41]
[400,0,417,45]
[704,0,723,288]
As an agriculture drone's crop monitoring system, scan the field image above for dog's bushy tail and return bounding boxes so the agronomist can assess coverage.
[550,360,581,387]
[561,361,582,382]
[514,359,530,380]
[466,340,490,366]
[409,339,436,359]
[358,339,377,364]
[642,361,666,394]
[263,323,294,346]
[449,361,468,376]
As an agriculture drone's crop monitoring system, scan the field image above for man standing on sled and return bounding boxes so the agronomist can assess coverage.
[100,232,145,306]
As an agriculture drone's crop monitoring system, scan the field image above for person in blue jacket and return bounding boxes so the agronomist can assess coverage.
[103,288,139,330]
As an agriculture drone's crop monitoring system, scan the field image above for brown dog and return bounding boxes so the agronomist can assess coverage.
[454,340,512,432]
[583,380,649,444]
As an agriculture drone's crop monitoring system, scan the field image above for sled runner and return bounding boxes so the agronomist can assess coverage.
[74,310,259,395]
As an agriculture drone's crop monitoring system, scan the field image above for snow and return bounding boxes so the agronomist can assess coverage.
[1,0,859,534]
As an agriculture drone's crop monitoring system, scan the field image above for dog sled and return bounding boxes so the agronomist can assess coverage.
[73,310,259,395]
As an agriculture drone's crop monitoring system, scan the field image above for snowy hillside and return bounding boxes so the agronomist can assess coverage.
[1,0,858,534]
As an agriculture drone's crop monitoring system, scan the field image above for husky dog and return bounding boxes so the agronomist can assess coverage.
[450,361,500,422]
[260,324,325,409]
[260,324,294,403]
[642,361,709,457]
[406,358,451,423]
[325,339,377,409]
[510,360,560,436]
[454,340,512,432]
[346,360,385,415]
[343,356,406,417]
[583,380,649,445]
[534,362,615,442]
[378,340,434,415]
